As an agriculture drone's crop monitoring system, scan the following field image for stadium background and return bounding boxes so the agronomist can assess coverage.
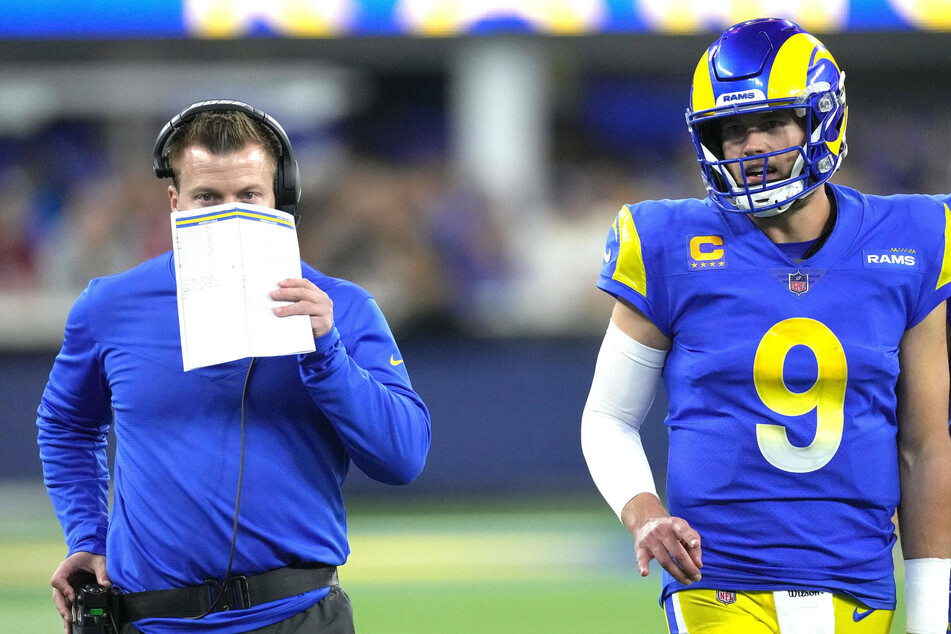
[2,2,948,631]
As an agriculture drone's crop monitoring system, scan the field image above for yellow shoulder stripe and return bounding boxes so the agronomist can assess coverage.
[937,203,951,290]
[612,207,647,298]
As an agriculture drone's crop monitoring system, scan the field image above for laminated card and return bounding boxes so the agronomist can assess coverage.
[171,203,316,370]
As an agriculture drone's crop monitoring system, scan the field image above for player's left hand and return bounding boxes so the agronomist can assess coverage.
[270,278,334,338]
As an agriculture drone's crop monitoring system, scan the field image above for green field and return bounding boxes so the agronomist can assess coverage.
[0,484,908,633]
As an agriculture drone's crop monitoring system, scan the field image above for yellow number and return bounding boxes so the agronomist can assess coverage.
[753,318,847,473]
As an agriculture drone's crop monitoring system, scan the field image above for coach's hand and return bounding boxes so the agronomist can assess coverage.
[271,278,334,338]
[51,551,111,633]
[622,493,703,586]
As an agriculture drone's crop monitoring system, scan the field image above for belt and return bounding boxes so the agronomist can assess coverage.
[118,563,338,621]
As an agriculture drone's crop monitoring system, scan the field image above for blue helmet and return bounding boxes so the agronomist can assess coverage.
[686,18,848,216]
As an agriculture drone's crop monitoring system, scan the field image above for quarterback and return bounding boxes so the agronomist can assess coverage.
[582,18,951,633]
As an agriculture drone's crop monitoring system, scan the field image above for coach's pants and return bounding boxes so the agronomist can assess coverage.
[119,586,355,633]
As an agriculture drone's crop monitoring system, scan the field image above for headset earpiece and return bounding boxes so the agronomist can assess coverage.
[153,99,301,217]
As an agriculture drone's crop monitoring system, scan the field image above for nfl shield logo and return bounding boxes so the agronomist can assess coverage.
[788,271,809,295]
[716,590,737,606]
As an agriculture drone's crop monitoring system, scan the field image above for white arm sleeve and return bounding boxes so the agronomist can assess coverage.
[581,320,667,520]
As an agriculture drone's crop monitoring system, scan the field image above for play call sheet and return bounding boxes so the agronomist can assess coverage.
[171,203,316,371]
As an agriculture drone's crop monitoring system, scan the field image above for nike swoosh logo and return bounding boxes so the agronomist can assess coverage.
[852,607,875,622]
[604,249,611,263]
[390,355,404,366]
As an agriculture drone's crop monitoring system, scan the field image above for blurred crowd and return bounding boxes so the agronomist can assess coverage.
[0,114,670,339]
[3,88,951,340]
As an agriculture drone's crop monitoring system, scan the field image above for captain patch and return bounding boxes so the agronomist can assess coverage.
[688,235,727,270]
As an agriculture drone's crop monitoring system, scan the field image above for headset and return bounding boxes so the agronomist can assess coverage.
[153,99,301,217]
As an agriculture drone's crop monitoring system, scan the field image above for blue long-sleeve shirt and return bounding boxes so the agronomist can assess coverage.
[37,252,431,632]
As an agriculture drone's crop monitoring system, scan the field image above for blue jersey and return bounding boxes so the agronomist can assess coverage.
[597,184,951,609]
[37,252,431,633]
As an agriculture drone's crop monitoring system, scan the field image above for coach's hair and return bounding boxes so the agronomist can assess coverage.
[164,110,283,193]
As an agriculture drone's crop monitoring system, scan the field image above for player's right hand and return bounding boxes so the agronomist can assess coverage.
[50,551,111,634]
[622,493,703,586]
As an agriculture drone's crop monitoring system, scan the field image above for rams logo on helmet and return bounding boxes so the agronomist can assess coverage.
[716,90,765,105]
